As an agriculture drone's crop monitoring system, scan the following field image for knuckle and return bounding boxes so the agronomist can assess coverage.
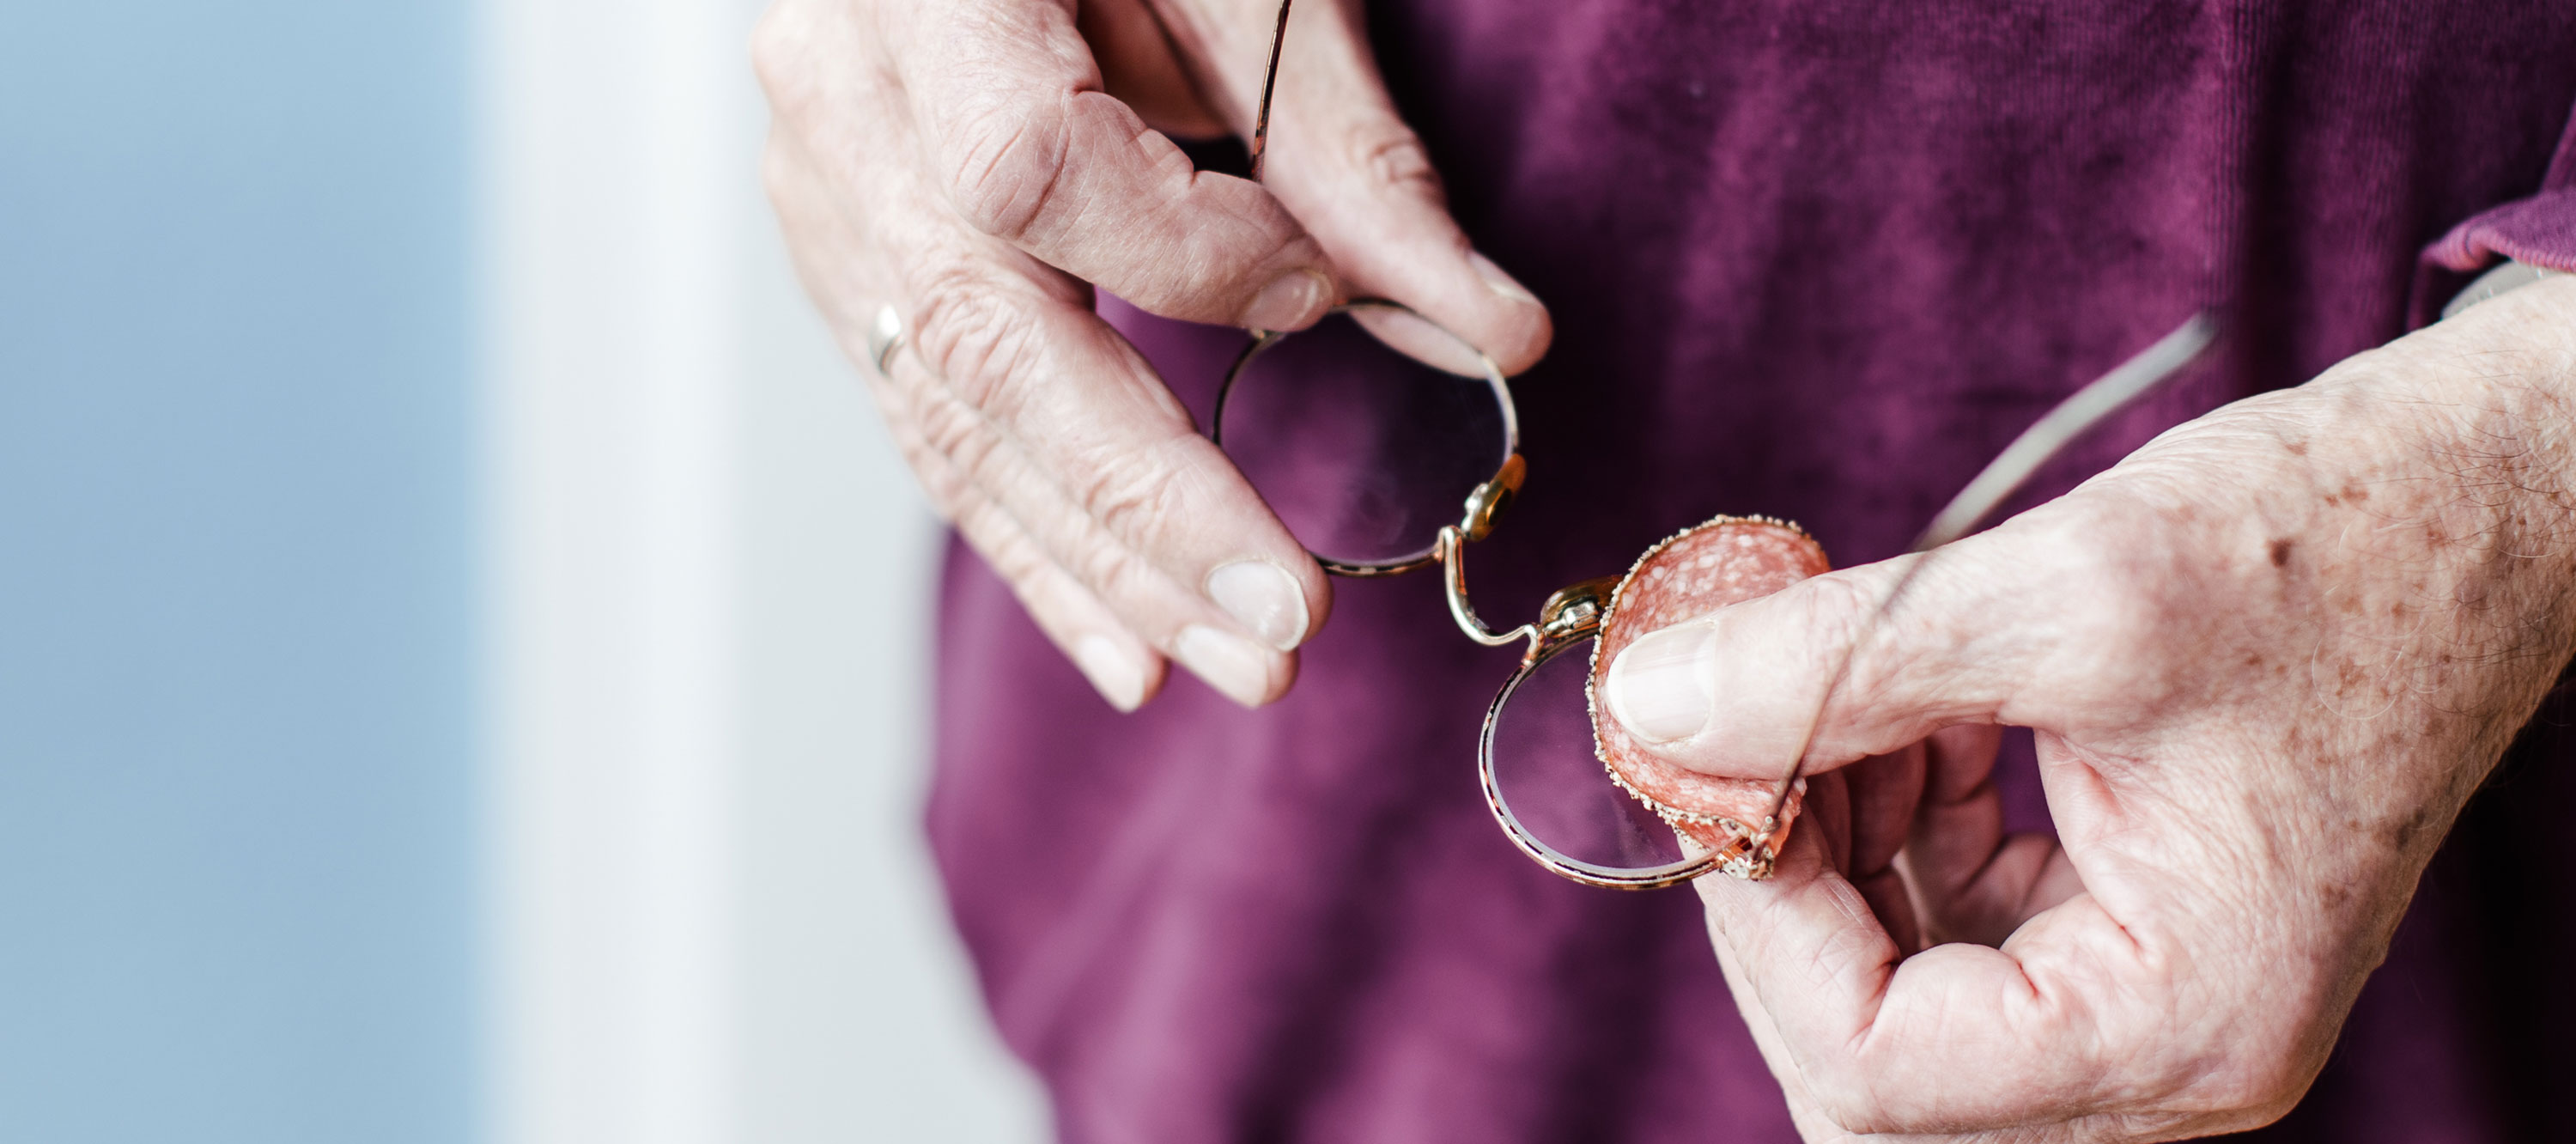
[908,267,1046,413]
[1801,571,1886,666]
[940,96,1072,241]
[1342,122,1445,202]
[1068,437,1196,549]
[963,506,1052,587]
[907,384,1001,480]
[750,0,846,107]
[753,1,895,152]
[1063,530,1168,619]
[748,6,800,94]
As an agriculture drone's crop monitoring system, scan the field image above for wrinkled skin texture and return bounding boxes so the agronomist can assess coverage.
[752,0,1549,710]
[1604,277,2576,1141]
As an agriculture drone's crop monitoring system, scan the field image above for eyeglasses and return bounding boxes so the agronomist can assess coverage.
[1218,0,2218,890]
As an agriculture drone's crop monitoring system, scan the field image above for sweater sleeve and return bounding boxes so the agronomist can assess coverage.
[2412,100,2576,326]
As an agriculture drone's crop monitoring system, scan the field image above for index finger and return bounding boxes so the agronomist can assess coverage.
[889,0,1340,332]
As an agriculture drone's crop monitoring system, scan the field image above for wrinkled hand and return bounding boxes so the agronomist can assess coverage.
[754,0,1550,709]
[1601,278,2576,1141]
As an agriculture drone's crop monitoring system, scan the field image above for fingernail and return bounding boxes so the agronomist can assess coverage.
[1174,624,1274,708]
[1605,624,1716,744]
[1206,560,1309,651]
[1467,250,1539,306]
[1072,634,1146,713]
[1242,269,1333,332]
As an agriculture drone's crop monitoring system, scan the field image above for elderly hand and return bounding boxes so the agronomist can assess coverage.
[1600,277,2576,1141]
[753,0,1550,710]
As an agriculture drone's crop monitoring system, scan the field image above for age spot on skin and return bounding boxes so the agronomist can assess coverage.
[2385,803,2436,851]
[2270,539,2294,568]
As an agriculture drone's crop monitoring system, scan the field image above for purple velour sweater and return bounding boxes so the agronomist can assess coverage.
[927,3,2576,1141]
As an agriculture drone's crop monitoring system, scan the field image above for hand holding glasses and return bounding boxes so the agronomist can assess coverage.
[1221,0,2219,894]
[1214,273,2215,888]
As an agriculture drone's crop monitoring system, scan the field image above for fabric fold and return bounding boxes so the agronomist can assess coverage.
[2415,100,2576,326]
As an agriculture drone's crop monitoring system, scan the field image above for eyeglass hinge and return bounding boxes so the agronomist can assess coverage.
[1457,453,1526,543]
[1534,575,1620,645]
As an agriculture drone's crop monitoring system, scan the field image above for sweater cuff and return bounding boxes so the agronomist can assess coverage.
[2414,187,2576,327]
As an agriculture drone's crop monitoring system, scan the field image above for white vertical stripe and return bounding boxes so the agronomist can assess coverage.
[482,0,740,1140]
[482,0,1049,1137]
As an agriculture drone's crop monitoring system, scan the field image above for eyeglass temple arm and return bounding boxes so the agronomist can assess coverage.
[1248,0,1296,183]
[1911,313,2221,552]
[1753,312,2221,830]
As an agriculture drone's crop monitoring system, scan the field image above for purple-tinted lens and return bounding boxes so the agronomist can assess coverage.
[1216,308,1509,569]
[1486,639,1686,870]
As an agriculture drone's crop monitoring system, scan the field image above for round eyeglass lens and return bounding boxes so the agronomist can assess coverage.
[1214,303,1513,572]
[1484,636,1688,873]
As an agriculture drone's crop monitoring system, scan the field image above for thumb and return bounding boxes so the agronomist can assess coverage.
[1251,0,1552,372]
[1598,548,2027,782]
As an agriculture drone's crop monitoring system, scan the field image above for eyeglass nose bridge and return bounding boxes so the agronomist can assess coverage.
[1437,518,1621,665]
[1431,448,1597,659]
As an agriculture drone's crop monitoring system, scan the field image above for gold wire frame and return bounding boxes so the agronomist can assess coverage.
[1209,301,1521,577]
[1479,635,1720,889]
[1218,0,2221,891]
[1472,313,2216,889]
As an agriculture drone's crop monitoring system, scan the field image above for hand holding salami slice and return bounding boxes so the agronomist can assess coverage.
[1487,315,2217,887]
[1594,283,2576,1139]
[1588,518,1830,879]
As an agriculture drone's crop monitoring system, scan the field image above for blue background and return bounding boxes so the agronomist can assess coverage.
[0,3,477,1141]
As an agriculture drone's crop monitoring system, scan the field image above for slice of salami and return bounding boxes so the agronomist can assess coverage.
[1586,516,1830,879]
